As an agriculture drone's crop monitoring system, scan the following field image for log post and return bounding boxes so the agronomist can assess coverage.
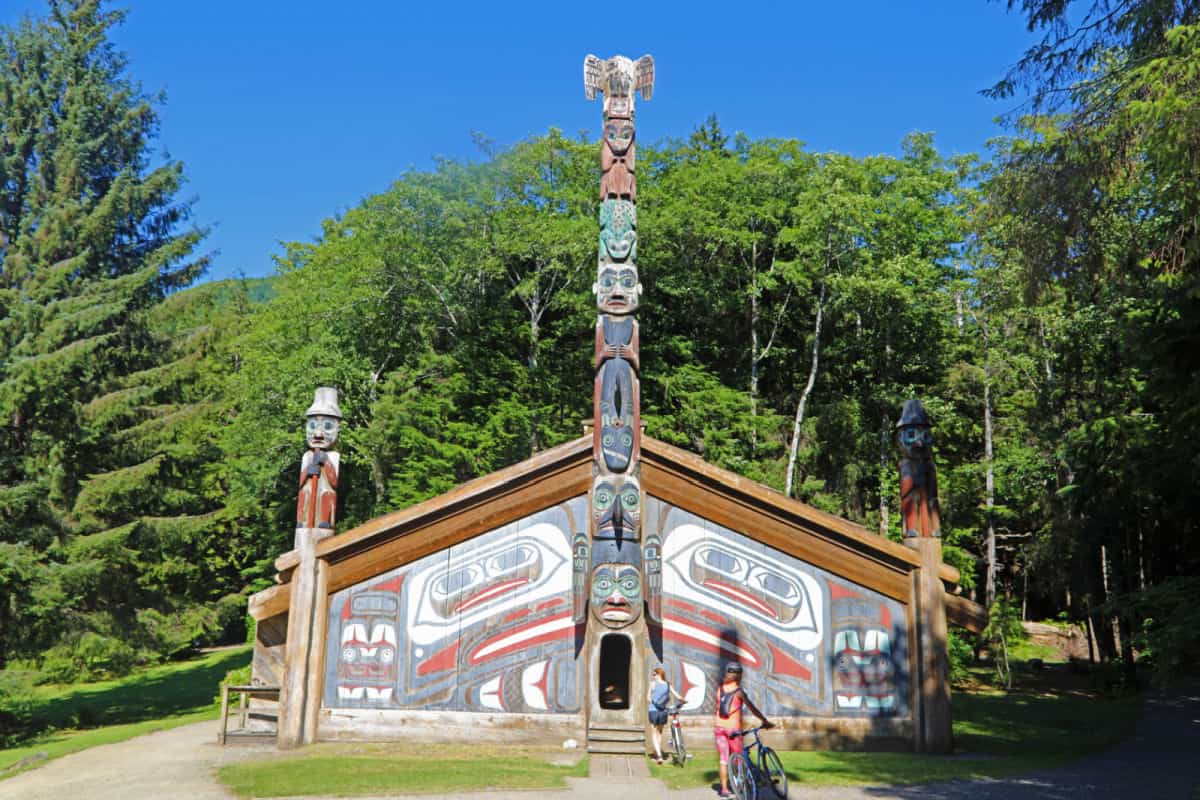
[897,398,952,753]
[277,527,332,748]
[278,387,343,749]
[910,537,951,752]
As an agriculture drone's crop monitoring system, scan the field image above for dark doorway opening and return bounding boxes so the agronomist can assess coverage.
[598,634,631,710]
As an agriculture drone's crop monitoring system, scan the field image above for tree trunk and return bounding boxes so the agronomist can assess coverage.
[784,280,826,497]
[879,415,890,536]
[528,297,541,456]
[984,377,997,609]
[749,242,759,455]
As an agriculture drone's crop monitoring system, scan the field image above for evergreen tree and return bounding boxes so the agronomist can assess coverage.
[0,1,210,669]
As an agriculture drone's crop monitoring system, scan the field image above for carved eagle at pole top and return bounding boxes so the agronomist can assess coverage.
[583,54,655,102]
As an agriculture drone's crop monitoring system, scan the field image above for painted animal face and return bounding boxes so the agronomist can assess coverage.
[833,628,896,711]
[590,564,643,628]
[306,414,340,448]
[897,425,932,459]
[591,474,641,539]
[337,591,399,701]
[594,265,641,314]
[406,524,569,646]
[604,119,635,155]
[662,523,822,650]
[599,200,637,262]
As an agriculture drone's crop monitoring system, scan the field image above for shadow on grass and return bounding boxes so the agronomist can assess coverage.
[29,646,251,731]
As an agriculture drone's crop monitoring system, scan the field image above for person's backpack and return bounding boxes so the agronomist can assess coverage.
[651,681,670,710]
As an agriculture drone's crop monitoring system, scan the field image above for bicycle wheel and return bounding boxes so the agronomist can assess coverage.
[670,724,688,765]
[758,746,787,799]
[728,752,757,800]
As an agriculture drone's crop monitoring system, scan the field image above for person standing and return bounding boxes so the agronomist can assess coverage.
[647,665,683,764]
[713,662,772,798]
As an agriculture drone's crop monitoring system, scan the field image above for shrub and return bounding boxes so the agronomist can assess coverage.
[0,672,34,747]
[948,629,975,684]
[1126,576,1200,686]
[38,632,137,683]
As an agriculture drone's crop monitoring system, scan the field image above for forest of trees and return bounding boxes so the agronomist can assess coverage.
[0,0,1196,693]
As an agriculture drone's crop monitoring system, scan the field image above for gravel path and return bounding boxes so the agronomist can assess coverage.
[2,686,1195,800]
[0,720,270,800]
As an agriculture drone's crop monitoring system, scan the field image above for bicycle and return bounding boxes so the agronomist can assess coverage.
[727,724,787,800]
[666,703,689,766]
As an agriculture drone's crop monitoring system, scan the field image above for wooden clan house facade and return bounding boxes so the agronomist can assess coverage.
[245,54,986,756]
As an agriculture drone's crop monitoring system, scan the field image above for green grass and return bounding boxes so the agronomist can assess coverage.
[649,670,1141,790]
[0,645,251,778]
[1007,640,1063,662]
[218,748,589,798]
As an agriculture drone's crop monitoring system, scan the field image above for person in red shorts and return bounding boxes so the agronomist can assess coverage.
[713,662,772,798]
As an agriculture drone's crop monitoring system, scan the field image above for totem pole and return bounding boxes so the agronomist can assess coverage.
[582,54,657,627]
[297,387,343,533]
[281,386,343,748]
[896,398,951,753]
[897,399,940,539]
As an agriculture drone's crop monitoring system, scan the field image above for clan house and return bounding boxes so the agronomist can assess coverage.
[246,54,987,756]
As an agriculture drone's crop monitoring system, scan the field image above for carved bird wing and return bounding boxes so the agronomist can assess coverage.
[583,54,603,100]
[635,55,655,100]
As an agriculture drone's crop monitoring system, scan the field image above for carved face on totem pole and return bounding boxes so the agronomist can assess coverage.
[603,119,634,156]
[599,200,637,262]
[305,386,343,449]
[897,398,941,538]
[594,265,641,315]
[591,473,642,540]
[589,538,643,629]
[896,399,932,460]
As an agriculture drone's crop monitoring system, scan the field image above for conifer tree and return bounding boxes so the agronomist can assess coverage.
[0,0,208,668]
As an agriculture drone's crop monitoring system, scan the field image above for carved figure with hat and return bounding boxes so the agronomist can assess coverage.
[297,387,342,531]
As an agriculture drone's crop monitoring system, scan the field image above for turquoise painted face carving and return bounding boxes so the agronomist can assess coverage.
[599,199,637,262]
[897,425,932,459]
[590,564,643,628]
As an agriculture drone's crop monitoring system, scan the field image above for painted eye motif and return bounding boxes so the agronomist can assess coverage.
[489,545,536,576]
[602,432,615,447]
[620,576,640,595]
[342,646,357,663]
[699,547,743,578]
[751,569,800,603]
[594,487,615,509]
[620,432,633,448]
[594,577,614,593]
[324,420,334,431]
[379,648,395,664]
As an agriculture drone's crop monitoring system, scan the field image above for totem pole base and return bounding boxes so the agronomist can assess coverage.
[907,536,952,753]
[277,527,333,749]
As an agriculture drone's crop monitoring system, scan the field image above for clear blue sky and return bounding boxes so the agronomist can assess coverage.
[6,1,1036,282]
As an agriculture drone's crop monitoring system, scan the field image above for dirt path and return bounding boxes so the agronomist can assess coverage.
[0,719,271,800]
[3,686,1196,800]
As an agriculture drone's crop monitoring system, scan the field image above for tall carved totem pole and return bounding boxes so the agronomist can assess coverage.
[280,387,343,748]
[580,54,657,633]
[897,398,951,753]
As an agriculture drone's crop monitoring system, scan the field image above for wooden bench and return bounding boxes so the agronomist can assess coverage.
[218,684,281,744]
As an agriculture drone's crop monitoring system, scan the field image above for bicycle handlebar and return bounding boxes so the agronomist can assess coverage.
[730,722,775,738]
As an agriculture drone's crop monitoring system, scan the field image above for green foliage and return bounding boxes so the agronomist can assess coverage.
[1123,576,1200,686]
[947,629,975,684]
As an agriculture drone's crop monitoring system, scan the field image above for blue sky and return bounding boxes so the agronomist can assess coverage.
[5,1,1036,282]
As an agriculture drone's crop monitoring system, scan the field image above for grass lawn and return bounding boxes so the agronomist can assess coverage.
[649,664,1141,790]
[218,745,588,799]
[0,645,251,778]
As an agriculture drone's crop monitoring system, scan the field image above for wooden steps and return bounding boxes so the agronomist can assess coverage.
[587,723,646,755]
